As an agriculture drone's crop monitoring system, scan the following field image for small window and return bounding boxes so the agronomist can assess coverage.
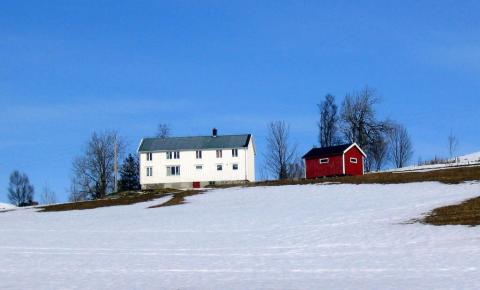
[146,167,153,177]
[217,164,223,171]
[167,151,180,159]
[216,150,222,158]
[146,153,153,161]
[196,150,202,159]
[320,158,329,164]
[350,157,358,164]
[232,164,239,170]
[195,165,203,170]
[166,166,180,176]
[232,149,238,157]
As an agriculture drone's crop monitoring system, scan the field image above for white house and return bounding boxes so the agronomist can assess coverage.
[138,129,255,189]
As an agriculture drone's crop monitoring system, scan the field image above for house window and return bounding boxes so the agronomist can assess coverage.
[232,164,239,170]
[166,166,180,176]
[216,150,222,158]
[320,158,329,164]
[167,151,180,159]
[146,153,153,161]
[195,165,203,170]
[350,157,358,164]
[196,150,202,159]
[232,149,238,157]
[217,164,223,171]
[146,167,153,177]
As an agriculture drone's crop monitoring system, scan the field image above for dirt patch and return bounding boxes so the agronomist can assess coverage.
[148,190,204,208]
[419,195,480,226]
[39,189,177,212]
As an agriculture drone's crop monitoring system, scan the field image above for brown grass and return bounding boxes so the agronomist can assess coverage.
[148,190,204,208]
[420,196,480,226]
[39,189,175,212]
[248,165,480,187]
[38,166,480,213]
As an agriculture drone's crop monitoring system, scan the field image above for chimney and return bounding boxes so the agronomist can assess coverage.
[212,128,218,137]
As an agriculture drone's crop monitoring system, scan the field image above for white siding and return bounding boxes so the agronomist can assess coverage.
[140,140,255,187]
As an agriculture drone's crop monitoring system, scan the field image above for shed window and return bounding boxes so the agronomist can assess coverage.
[320,158,329,164]
[350,157,358,164]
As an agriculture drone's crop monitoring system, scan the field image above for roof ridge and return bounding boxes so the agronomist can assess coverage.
[143,134,250,140]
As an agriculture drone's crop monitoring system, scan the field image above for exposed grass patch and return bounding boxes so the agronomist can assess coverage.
[38,166,480,213]
[148,190,204,208]
[420,195,480,226]
[247,166,480,187]
[39,189,177,212]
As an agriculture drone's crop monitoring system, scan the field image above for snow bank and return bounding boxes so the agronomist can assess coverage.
[0,182,479,289]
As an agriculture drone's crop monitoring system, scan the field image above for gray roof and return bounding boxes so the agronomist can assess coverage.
[138,134,252,152]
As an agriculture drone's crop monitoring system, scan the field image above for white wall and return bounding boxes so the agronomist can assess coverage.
[140,144,255,186]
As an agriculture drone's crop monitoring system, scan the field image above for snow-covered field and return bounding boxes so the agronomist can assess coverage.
[1,182,480,290]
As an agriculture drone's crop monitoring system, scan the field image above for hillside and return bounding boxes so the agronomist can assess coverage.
[386,151,480,173]
[1,182,480,289]
[0,203,15,210]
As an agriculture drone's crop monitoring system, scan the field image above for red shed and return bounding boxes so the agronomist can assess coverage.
[302,143,366,179]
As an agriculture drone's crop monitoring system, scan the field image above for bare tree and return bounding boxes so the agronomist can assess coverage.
[71,131,125,200]
[369,135,389,172]
[157,123,171,138]
[388,124,413,168]
[447,131,458,159]
[340,87,393,172]
[287,157,305,180]
[318,94,339,147]
[68,177,89,202]
[264,121,297,180]
[8,170,35,206]
[259,165,269,181]
[340,87,385,147]
[40,184,57,205]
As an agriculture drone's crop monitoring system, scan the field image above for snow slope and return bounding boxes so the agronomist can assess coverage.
[459,151,480,163]
[0,203,15,210]
[387,151,480,173]
[0,183,480,290]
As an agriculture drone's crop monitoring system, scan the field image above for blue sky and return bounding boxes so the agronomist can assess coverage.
[1,0,479,202]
